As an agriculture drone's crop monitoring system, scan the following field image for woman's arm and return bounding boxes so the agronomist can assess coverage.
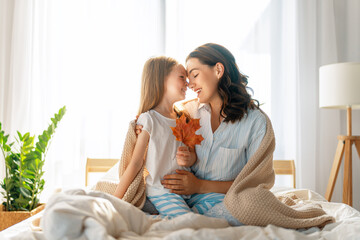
[113,131,149,199]
[198,179,233,194]
[162,170,233,195]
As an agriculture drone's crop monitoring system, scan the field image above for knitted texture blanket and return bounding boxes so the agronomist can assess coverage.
[224,111,335,228]
[118,120,147,209]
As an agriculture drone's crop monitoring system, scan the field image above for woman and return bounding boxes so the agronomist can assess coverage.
[161,43,266,225]
[137,43,266,225]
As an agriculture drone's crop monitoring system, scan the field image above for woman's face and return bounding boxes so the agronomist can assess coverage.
[186,58,219,104]
[164,64,188,102]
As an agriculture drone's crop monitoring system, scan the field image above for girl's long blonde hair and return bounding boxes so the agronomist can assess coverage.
[138,56,178,115]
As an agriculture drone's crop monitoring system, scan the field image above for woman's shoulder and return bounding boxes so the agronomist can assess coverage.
[245,108,267,129]
[237,108,267,128]
[247,108,266,120]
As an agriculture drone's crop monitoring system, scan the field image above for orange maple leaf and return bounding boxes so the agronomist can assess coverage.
[170,114,204,147]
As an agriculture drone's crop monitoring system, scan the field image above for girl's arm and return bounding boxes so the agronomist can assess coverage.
[113,130,150,199]
[162,170,233,195]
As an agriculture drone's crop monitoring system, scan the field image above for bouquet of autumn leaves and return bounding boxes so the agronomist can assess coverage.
[170,114,204,148]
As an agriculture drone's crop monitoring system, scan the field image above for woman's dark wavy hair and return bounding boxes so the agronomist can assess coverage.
[186,43,259,123]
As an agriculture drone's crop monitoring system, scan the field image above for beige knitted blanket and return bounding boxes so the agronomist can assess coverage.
[118,120,147,209]
[117,112,335,228]
[224,111,335,228]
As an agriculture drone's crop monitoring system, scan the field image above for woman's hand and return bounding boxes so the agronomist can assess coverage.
[134,115,143,136]
[135,124,143,136]
[161,170,201,195]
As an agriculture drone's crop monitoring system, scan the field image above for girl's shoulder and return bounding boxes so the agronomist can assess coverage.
[137,111,154,125]
[138,109,160,118]
[138,110,151,119]
[138,110,175,124]
[137,111,156,134]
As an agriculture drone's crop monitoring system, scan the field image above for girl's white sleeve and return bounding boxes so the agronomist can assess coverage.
[137,112,153,135]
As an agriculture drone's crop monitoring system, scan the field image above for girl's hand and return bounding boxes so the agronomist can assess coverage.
[161,170,201,195]
[176,146,197,167]
[176,146,193,167]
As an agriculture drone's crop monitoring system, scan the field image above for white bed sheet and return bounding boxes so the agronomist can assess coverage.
[1,187,360,240]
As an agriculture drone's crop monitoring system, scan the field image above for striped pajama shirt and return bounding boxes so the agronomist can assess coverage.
[186,103,267,225]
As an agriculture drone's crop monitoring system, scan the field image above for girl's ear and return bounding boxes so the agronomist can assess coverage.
[215,62,224,80]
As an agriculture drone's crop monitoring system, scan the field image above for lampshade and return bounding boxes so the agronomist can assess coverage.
[319,62,360,109]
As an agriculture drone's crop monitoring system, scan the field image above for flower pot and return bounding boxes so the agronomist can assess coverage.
[0,204,45,231]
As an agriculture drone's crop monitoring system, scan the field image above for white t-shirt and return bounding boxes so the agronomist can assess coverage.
[137,110,190,196]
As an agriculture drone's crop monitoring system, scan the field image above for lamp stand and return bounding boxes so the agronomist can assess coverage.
[325,107,360,206]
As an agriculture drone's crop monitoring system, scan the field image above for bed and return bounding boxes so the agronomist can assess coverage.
[1,164,360,240]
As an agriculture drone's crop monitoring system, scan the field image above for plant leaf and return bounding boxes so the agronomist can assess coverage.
[20,187,32,198]
[22,177,33,185]
[23,132,30,141]
[36,141,46,153]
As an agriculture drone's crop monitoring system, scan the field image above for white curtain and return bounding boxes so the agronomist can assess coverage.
[0,0,165,199]
[1,0,360,210]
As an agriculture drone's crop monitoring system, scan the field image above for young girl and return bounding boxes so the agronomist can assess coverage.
[114,56,196,218]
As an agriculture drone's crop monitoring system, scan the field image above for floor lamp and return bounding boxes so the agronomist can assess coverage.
[319,62,360,207]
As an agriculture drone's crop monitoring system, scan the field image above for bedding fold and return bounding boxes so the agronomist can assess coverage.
[40,189,228,240]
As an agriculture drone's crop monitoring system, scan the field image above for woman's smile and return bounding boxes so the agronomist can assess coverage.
[194,88,202,97]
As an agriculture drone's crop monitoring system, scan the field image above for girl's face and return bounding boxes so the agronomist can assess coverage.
[164,64,188,102]
[186,58,220,104]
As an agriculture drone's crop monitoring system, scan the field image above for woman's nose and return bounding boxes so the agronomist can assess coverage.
[188,80,195,89]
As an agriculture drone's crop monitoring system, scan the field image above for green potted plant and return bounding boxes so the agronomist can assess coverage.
[0,106,66,230]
